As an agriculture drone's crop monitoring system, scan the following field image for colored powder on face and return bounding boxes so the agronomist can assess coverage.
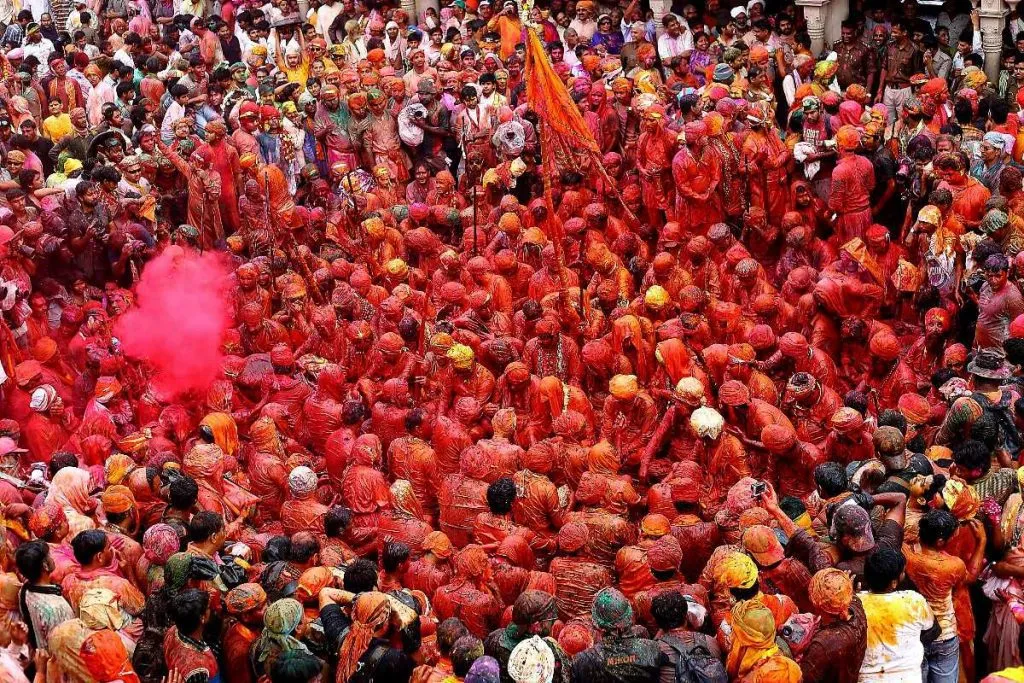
[114,246,233,400]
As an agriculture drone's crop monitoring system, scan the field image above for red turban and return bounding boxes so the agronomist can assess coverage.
[270,344,294,367]
[830,407,864,433]
[761,424,797,454]
[641,514,671,537]
[647,536,683,572]
[558,522,590,553]
[1011,313,1024,339]
[748,324,776,351]
[718,380,750,406]
[779,332,809,359]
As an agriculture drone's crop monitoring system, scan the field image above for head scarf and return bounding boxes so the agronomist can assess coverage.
[591,588,633,632]
[104,454,136,486]
[254,599,309,663]
[200,413,239,458]
[727,600,779,679]
[336,592,392,683]
[466,656,502,683]
[226,583,268,615]
[80,630,139,683]
[29,500,67,540]
[47,467,94,516]
[508,636,556,683]
[100,486,135,515]
[288,466,318,498]
[142,524,180,565]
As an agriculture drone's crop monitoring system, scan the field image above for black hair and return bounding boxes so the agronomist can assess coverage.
[877,409,907,434]
[289,532,320,563]
[71,529,108,565]
[814,461,848,497]
[170,83,189,98]
[864,547,906,592]
[167,587,209,634]
[48,451,78,478]
[324,506,352,538]
[918,509,958,547]
[952,439,990,472]
[460,84,478,100]
[169,475,199,509]
[651,590,688,631]
[270,650,322,683]
[341,400,365,425]
[486,477,516,515]
[1006,338,1024,366]
[437,618,470,656]
[15,540,50,582]
[843,390,868,414]
[262,535,291,562]
[451,636,484,677]
[187,510,224,543]
[343,558,378,593]
[382,541,411,572]
[931,367,958,389]
[404,408,426,432]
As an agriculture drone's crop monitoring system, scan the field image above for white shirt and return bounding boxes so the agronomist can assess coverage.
[22,37,56,77]
[24,0,49,21]
[858,590,935,682]
[113,47,135,69]
[569,17,596,40]
[316,1,343,44]
[160,99,186,143]
[657,30,693,60]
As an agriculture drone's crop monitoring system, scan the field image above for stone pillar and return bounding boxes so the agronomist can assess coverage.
[978,0,1007,81]
[651,0,671,35]
[795,0,830,54]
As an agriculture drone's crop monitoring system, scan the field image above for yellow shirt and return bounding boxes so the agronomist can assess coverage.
[41,113,73,142]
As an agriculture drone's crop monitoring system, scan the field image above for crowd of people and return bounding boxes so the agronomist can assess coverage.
[7,0,1024,681]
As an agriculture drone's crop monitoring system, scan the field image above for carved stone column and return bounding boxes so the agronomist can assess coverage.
[795,0,830,53]
[978,0,1007,81]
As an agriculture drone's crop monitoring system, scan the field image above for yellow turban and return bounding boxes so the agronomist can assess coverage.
[718,551,758,589]
[363,217,385,238]
[644,285,670,309]
[384,258,408,277]
[447,343,475,369]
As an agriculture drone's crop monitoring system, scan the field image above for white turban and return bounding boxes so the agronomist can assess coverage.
[730,6,746,18]
[29,384,56,412]
[288,466,318,497]
[508,636,556,683]
[690,406,724,439]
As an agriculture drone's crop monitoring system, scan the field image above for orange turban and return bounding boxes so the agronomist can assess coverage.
[761,424,797,454]
[898,393,931,424]
[609,374,639,400]
[835,124,862,150]
[808,568,854,618]
[100,485,135,514]
[640,513,671,538]
[869,332,901,360]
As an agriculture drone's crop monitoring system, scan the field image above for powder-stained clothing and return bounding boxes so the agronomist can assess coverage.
[799,597,868,683]
[858,590,935,682]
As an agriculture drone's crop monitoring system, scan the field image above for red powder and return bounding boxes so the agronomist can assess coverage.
[114,246,233,400]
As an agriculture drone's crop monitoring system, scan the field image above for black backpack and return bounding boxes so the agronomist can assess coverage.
[661,634,728,683]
